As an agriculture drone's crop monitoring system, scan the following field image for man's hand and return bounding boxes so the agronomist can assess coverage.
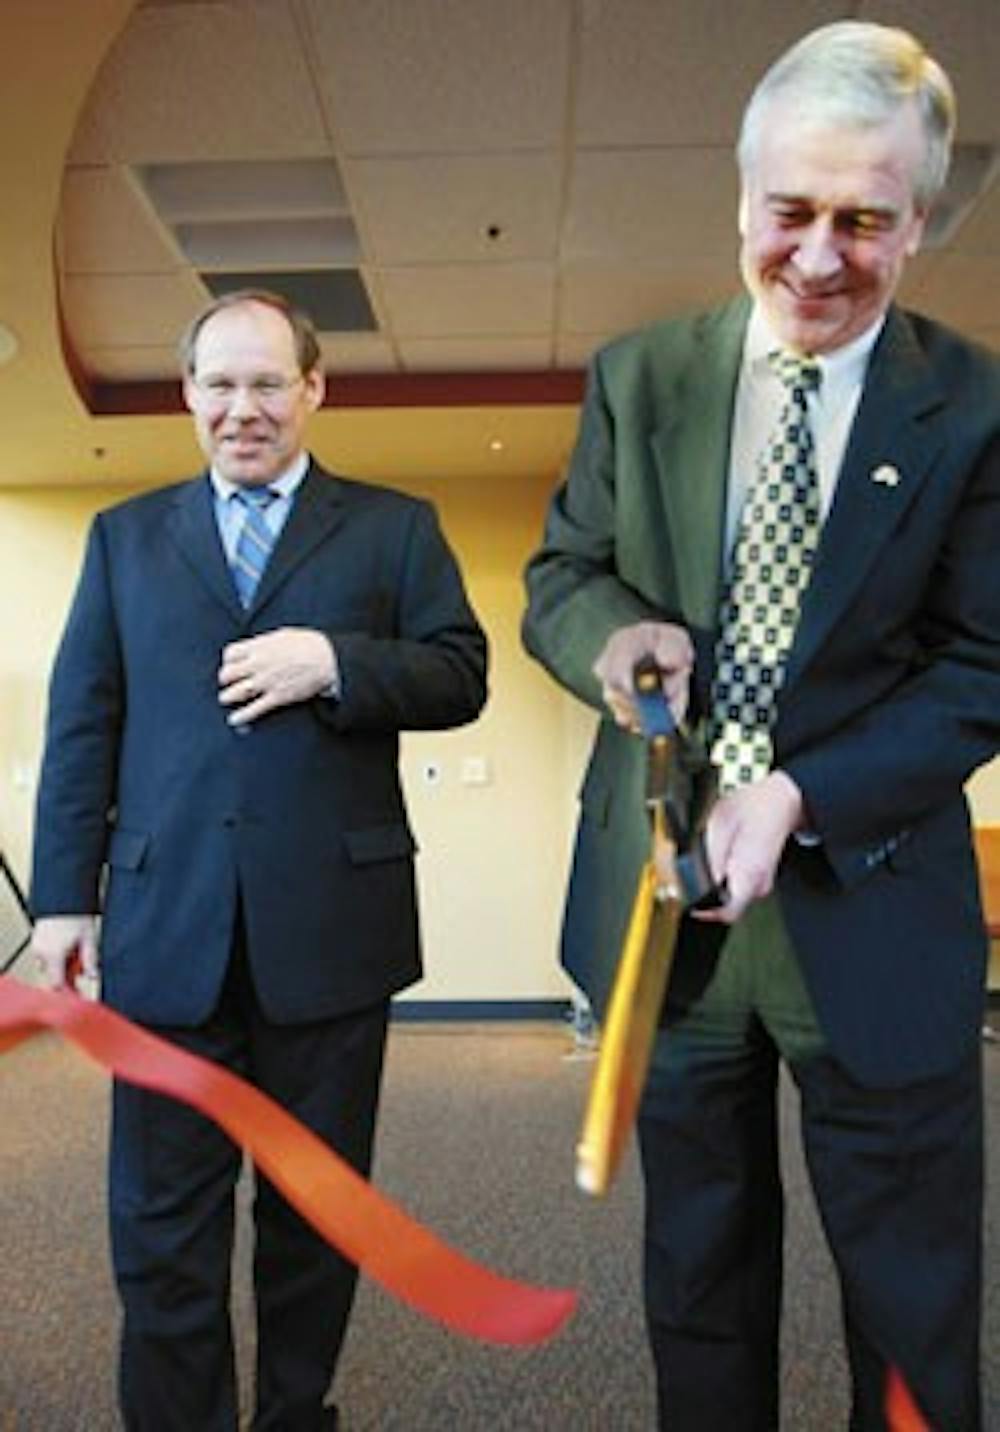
[593,621,694,731]
[30,914,99,990]
[218,628,337,727]
[694,770,804,924]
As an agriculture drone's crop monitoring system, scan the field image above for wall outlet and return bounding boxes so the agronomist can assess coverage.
[460,756,491,787]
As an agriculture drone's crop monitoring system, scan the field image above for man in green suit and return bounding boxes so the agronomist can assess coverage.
[524,22,1000,1430]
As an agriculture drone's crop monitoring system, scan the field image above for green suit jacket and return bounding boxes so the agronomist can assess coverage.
[524,298,1000,1086]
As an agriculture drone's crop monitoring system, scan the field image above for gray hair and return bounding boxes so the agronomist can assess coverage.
[737,21,956,208]
[179,289,322,376]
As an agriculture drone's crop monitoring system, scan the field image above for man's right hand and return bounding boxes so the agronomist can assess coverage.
[592,621,694,731]
[29,915,99,991]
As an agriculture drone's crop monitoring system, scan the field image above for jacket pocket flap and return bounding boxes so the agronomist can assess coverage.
[107,827,150,871]
[344,823,417,865]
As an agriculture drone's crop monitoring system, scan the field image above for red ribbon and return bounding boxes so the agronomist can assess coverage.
[0,974,576,1345]
[885,1366,931,1431]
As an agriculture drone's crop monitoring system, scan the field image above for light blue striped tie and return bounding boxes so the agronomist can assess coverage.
[231,487,277,608]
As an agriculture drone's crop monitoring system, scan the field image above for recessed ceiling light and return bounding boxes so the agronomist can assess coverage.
[488,437,505,452]
[0,323,19,365]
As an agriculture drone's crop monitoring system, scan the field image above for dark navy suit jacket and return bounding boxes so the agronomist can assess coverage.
[31,461,488,1025]
[524,299,1000,1087]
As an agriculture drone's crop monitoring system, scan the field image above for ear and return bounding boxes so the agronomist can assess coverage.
[304,367,326,412]
[182,375,198,414]
[904,207,927,258]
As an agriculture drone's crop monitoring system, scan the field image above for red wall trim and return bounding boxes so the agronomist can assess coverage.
[86,368,585,416]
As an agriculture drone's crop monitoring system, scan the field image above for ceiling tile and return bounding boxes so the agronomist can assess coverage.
[80,345,183,383]
[565,148,738,259]
[555,332,611,368]
[60,167,180,275]
[320,335,400,374]
[399,336,553,372]
[62,271,209,349]
[575,0,844,146]
[304,0,572,154]
[857,0,1000,142]
[347,153,562,264]
[377,265,555,337]
[560,262,741,333]
[69,0,329,164]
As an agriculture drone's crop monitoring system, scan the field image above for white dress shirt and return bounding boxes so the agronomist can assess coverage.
[724,309,884,563]
[210,451,310,565]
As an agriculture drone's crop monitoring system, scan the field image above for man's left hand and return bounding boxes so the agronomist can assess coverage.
[218,628,337,726]
[694,770,804,924]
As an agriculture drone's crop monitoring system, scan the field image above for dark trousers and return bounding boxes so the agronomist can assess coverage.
[108,929,388,1432]
[637,901,983,1431]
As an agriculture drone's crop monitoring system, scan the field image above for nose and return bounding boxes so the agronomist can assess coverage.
[227,384,261,419]
[793,217,842,282]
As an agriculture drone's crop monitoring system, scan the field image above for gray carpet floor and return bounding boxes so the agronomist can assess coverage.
[1,1021,997,1429]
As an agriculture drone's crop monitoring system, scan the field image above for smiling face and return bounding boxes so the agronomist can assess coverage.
[738,97,928,354]
[183,300,325,486]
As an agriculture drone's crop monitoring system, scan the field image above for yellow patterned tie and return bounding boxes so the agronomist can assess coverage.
[710,351,822,792]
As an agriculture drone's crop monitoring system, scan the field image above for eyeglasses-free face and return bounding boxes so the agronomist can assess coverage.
[739,99,927,355]
[183,301,325,487]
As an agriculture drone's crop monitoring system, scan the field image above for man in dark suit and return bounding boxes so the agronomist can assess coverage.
[524,22,1000,1431]
[29,290,487,1430]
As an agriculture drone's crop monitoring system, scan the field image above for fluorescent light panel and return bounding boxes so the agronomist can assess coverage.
[138,159,350,222]
[201,269,377,333]
[176,217,360,268]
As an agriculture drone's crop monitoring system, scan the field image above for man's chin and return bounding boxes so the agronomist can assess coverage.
[767,303,851,356]
[217,458,279,486]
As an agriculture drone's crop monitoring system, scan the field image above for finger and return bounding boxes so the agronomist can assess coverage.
[227,691,278,727]
[218,656,256,688]
[593,646,640,691]
[219,676,262,708]
[603,689,639,731]
[690,901,739,926]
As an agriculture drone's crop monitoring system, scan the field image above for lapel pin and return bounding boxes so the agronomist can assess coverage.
[870,463,902,489]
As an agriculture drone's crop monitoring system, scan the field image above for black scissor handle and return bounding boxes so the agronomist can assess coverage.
[631,657,727,912]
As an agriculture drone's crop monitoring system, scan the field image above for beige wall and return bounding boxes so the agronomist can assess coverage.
[0,468,585,1003]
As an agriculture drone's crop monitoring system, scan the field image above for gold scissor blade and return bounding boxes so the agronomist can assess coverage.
[575,861,683,1196]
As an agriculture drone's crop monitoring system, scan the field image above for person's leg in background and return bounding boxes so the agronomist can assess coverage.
[247,984,389,1432]
[109,974,251,1432]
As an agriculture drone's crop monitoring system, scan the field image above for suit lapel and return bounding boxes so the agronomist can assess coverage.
[784,308,947,688]
[649,299,748,632]
[166,463,350,622]
[250,462,349,614]
[167,475,244,619]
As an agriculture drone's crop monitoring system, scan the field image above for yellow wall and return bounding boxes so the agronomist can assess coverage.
[6,471,1000,1003]
[0,468,585,1003]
